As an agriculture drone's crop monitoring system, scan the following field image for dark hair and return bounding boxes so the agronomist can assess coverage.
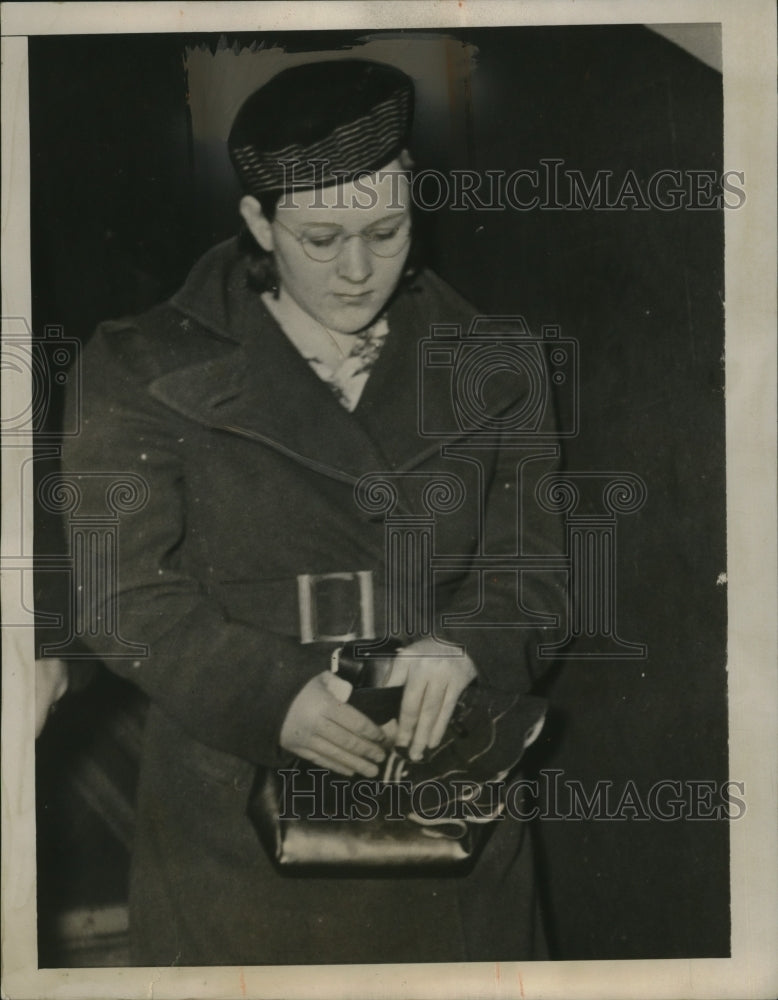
[241,190,283,295]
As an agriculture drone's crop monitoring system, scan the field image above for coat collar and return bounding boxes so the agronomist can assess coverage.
[149,239,394,482]
[148,239,525,485]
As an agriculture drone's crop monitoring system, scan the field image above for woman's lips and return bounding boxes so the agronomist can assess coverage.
[334,290,373,304]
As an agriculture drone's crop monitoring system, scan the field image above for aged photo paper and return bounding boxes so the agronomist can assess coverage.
[2,1,777,998]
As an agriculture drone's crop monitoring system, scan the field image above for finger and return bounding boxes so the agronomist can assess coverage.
[408,682,447,761]
[395,669,429,749]
[427,684,462,749]
[318,717,386,765]
[308,734,380,779]
[381,719,399,744]
[296,747,356,777]
[322,671,354,703]
[326,700,388,745]
[383,655,410,688]
[368,657,396,687]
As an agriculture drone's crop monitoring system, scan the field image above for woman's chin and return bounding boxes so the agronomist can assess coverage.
[322,299,383,334]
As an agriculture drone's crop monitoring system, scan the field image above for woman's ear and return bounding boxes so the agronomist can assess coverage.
[239,196,274,253]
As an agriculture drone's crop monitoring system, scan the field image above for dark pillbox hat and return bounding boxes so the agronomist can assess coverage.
[228,59,414,196]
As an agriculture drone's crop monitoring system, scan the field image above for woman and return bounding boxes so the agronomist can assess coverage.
[63,59,564,965]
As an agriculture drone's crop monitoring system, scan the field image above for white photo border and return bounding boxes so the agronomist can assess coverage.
[2,2,776,998]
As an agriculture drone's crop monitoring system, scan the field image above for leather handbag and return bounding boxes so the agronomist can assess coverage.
[247,649,547,874]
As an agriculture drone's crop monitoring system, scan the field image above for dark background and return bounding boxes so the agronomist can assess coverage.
[31,25,727,963]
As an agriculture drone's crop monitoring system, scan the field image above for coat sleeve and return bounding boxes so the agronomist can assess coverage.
[61,322,327,767]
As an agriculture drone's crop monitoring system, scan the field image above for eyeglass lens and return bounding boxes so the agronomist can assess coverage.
[276,217,411,261]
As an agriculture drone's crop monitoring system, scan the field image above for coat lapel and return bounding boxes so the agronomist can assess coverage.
[354,275,521,472]
[147,241,528,485]
[148,243,389,483]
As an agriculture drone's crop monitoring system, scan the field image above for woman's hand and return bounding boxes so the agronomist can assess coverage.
[279,671,388,777]
[384,638,477,761]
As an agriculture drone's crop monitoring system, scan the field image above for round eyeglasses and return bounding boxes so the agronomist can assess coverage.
[273,215,411,263]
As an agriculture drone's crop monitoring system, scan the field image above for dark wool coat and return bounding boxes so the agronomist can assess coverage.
[63,238,565,966]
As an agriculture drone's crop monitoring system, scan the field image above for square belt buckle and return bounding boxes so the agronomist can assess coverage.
[296,570,376,644]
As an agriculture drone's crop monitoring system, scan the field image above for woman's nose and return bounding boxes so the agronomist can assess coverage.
[336,234,373,283]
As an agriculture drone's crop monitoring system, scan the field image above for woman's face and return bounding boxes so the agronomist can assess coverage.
[243,161,412,334]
